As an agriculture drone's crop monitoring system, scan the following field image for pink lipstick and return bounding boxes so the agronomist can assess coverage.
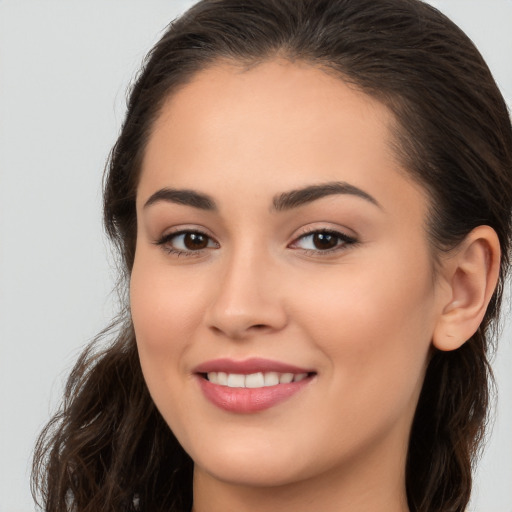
[194,358,315,413]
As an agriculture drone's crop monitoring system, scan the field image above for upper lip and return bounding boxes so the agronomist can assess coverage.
[194,357,314,375]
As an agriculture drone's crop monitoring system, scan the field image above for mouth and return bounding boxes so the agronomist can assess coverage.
[201,371,311,388]
[194,358,316,413]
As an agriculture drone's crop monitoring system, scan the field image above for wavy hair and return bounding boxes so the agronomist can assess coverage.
[32,1,512,511]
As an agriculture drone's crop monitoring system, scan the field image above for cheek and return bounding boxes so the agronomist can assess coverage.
[129,258,217,441]
[129,255,209,382]
[292,250,435,410]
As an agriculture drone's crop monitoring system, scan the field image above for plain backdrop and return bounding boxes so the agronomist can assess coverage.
[0,1,511,511]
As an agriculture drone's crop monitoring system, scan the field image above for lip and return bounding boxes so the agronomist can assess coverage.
[194,358,316,413]
[194,357,313,375]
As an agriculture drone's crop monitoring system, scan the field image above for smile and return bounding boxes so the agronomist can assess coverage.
[205,371,309,388]
[194,358,316,413]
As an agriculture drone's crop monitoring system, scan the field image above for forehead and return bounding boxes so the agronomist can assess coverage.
[154,58,390,122]
[148,59,394,154]
[139,59,427,218]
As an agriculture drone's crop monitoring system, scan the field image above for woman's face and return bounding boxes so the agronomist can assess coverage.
[131,60,445,491]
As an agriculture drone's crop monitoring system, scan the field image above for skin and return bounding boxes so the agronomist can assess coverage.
[130,60,497,512]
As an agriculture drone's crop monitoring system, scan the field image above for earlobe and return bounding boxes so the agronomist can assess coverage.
[432,226,501,352]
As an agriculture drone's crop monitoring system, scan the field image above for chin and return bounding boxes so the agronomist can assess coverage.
[189,437,316,488]
[196,458,310,489]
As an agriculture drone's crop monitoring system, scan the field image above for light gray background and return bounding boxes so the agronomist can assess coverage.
[0,1,510,511]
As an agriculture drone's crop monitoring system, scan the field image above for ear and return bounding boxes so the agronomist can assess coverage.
[432,226,501,351]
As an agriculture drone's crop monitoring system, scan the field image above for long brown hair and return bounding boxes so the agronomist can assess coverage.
[32,1,512,511]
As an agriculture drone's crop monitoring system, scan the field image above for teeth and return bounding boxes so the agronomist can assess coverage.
[227,373,245,388]
[245,372,265,388]
[206,371,310,388]
[264,372,279,386]
[208,372,219,384]
[279,373,294,383]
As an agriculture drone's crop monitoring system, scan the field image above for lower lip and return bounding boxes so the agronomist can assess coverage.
[197,375,313,413]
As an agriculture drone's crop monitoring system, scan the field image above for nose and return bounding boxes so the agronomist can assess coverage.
[204,247,288,340]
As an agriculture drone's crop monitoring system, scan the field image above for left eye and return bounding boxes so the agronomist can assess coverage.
[292,230,356,251]
[156,230,219,254]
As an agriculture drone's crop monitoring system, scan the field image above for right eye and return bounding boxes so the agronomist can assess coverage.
[289,229,358,255]
[155,230,219,256]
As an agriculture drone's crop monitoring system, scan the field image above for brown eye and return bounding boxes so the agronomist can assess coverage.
[291,229,357,253]
[183,232,209,250]
[156,230,219,255]
[312,232,338,250]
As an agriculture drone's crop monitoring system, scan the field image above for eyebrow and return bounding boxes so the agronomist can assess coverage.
[143,181,380,212]
[272,181,381,211]
[144,188,217,210]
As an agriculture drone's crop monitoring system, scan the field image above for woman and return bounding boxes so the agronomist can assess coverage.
[32,0,512,511]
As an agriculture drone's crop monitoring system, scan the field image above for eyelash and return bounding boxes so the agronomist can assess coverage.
[154,228,358,258]
[290,229,358,255]
[155,230,219,257]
